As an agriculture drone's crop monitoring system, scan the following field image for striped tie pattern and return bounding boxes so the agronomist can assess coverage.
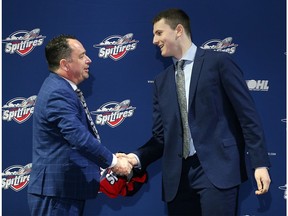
[75,88,101,142]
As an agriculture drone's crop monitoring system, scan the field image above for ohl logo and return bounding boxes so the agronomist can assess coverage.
[200,37,238,54]
[2,163,32,192]
[93,33,139,61]
[91,99,136,128]
[2,95,37,124]
[246,80,269,91]
[2,28,46,56]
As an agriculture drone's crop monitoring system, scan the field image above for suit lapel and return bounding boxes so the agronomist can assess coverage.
[166,65,182,122]
[188,49,205,109]
[164,49,205,121]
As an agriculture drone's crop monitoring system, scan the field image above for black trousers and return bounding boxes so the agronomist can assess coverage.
[167,154,239,216]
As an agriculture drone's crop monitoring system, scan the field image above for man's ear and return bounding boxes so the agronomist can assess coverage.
[60,59,69,72]
[175,24,184,38]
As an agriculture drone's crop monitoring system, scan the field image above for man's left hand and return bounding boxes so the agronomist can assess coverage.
[254,167,271,195]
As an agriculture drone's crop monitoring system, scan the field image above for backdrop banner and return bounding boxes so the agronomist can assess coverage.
[2,0,286,215]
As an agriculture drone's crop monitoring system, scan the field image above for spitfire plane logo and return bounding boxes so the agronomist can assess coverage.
[2,95,37,124]
[2,163,32,192]
[91,99,136,128]
[93,33,139,61]
[2,28,46,56]
[200,37,238,54]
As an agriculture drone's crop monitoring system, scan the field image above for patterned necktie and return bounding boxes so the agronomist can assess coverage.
[75,88,101,142]
[175,60,190,159]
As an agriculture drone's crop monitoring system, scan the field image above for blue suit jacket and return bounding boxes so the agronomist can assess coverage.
[135,48,270,202]
[28,72,113,200]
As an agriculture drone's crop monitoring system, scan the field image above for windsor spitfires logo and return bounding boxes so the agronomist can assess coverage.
[93,33,139,61]
[2,95,37,124]
[2,28,46,56]
[91,99,136,128]
[200,37,238,54]
[2,163,32,192]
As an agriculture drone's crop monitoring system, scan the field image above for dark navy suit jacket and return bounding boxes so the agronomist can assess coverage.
[28,72,113,200]
[135,48,270,202]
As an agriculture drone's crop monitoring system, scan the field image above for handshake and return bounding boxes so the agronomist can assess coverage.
[99,153,148,198]
[111,153,139,176]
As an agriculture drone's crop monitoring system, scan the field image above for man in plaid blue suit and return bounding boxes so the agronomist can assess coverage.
[27,34,132,216]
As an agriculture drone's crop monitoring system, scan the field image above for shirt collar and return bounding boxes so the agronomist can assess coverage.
[173,43,197,65]
[61,76,77,91]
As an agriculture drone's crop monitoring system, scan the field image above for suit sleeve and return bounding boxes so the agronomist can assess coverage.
[46,89,114,169]
[218,53,270,168]
[135,81,164,170]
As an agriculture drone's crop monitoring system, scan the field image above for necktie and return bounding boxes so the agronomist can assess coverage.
[176,60,190,159]
[75,88,101,142]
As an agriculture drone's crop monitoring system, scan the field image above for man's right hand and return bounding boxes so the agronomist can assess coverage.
[116,153,139,167]
[111,156,132,176]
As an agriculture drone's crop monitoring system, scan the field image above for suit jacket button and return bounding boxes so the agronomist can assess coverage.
[178,153,182,158]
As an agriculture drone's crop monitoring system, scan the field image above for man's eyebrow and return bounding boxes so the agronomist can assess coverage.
[154,30,162,34]
[79,51,86,56]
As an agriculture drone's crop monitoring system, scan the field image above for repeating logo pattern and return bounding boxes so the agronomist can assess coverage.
[93,33,139,61]
[2,163,32,192]
[200,37,238,54]
[2,28,46,56]
[2,95,37,124]
[91,99,136,128]
[279,184,287,199]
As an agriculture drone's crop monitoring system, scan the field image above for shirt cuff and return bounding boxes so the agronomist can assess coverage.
[130,153,141,169]
[109,154,118,168]
[255,167,269,170]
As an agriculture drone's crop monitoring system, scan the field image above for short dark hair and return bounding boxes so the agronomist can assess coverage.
[45,34,77,71]
[153,8,192,38]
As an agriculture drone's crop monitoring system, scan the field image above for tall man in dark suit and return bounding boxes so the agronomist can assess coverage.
[118,8,271,215]
[27,34,132,216]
